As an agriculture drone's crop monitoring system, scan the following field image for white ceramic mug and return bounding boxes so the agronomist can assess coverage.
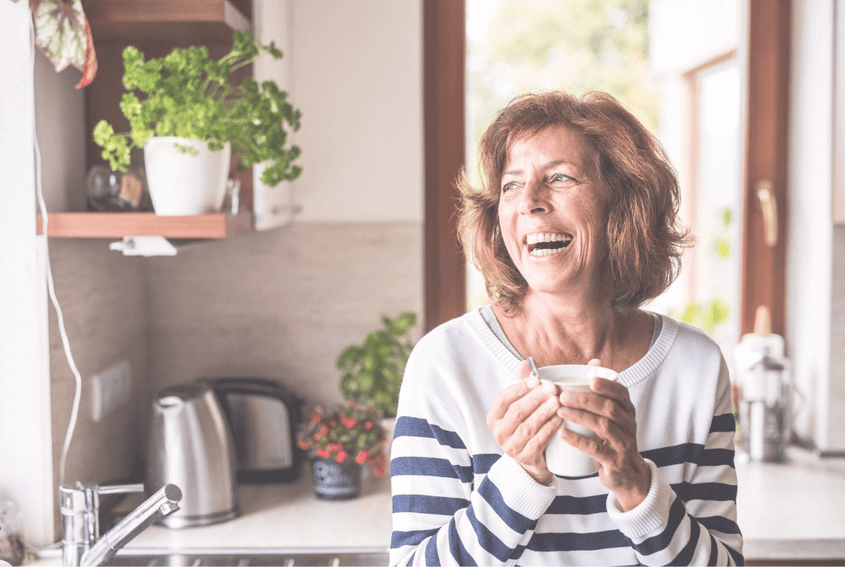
[538,364,619,477]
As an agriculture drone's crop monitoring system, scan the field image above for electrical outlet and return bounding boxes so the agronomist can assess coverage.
[91,360,131,423]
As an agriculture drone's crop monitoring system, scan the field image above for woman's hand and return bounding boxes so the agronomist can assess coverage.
[486,360,562,485]
[557,359,651,511]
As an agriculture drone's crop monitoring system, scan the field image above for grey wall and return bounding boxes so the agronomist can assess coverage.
[47,241,150,524]
[145,223,422,405]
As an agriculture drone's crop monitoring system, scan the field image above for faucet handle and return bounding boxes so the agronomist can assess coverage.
[60,482,145,514]
[97,484,144,496]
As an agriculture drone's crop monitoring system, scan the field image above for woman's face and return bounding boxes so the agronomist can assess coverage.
[497,124,609,298]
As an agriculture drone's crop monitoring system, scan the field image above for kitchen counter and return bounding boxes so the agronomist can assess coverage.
[125,471,393,551]
[736,445,845,564]
[28,446,845,565]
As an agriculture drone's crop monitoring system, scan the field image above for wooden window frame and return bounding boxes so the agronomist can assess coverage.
[680,50,739,306]
[423,0,466,332]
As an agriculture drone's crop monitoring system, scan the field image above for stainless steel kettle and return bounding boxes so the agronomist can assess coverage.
[147,382,238,528]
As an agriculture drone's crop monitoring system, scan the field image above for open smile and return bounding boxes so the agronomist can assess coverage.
[525,232,573,257]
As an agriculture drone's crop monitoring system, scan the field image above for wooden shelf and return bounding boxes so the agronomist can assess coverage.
[83,0,250,44]
[36,212,253,239]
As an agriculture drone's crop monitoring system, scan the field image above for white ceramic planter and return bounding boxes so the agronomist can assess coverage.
[143,137,231,215]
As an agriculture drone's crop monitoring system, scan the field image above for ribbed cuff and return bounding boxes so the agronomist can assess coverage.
[487,454,558,520]
[606,459,675,541]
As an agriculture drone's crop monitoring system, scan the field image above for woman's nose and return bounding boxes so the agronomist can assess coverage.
[519,179,549,214]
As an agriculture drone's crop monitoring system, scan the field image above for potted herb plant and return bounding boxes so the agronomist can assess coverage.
[92,29,302,216]
[336,312,417,418]
[296,403,387,500]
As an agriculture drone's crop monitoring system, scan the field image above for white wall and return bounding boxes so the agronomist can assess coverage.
[786,0,837,451]
[288,0,423,223]
[0,2,55,547]
[649,0,739,76]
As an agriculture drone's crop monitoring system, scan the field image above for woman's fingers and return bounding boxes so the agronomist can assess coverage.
[486,361,534,425]
[559,380,635,426]
[589,377,636,414]
[501,394,561,454]
[492,379,559,443]
[486,360,564,484]
[555,380,637,459]
[556,405,630,454]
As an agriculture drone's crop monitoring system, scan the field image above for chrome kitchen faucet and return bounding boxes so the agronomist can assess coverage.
[60,481,181,567]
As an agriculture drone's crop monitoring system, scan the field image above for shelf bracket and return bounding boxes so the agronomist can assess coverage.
[108,236,178,257]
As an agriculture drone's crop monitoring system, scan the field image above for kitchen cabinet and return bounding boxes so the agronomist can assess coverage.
[38,0,255,240]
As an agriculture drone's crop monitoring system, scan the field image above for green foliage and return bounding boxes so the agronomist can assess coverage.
[92,30,302,187]
[337,312,417,417]
[712,206,733,259]
[668,206,734,336]
[669,297,730,336]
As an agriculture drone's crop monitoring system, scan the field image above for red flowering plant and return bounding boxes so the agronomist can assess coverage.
[296,402,388,477]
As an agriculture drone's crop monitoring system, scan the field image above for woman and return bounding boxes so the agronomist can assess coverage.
[389,91,742,566]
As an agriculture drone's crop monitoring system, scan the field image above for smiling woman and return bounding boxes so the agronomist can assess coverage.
[389,91,743,566]
[495,124,608,305]
[459,91,688,316]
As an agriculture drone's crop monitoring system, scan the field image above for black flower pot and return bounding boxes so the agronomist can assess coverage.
[312,457,361,500]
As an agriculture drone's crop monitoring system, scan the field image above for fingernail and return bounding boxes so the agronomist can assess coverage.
[544,396,559,409]
[542,381,556,394]
[557,407,570,417]
[526,376,540,388]
[527,356,539,378]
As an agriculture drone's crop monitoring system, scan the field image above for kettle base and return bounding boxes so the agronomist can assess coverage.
[158,506,239,529]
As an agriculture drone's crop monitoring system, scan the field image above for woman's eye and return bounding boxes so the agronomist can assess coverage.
[501,181,518,193]
[551,173,574,183]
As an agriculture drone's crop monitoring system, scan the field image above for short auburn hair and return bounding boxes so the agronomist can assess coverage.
[457,90,690,314]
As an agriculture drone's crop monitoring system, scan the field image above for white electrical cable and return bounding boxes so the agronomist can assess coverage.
[29,13,84,487]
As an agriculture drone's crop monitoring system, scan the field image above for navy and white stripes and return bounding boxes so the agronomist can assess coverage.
[390,310,743,566]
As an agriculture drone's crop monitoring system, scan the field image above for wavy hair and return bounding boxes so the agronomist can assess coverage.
[457,90,690,314]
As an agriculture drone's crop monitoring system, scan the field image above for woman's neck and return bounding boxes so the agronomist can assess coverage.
[492,290,653,372]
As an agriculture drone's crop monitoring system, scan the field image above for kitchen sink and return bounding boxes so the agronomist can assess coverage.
[102,547,390,566]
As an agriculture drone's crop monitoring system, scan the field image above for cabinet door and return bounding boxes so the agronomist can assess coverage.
[741,0,789,336]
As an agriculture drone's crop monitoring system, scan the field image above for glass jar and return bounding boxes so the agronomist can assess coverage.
[0,501,24,566]
[86,165,150,212]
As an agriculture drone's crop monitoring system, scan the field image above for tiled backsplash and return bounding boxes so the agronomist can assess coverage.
[145,221,423,405]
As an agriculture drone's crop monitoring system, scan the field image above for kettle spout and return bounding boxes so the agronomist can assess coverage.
[80,485,182,567]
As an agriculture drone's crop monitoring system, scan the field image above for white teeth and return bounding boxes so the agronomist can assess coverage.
[526,232,571,245]
[529,247,567,257]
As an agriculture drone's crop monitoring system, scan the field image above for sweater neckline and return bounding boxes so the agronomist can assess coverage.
[465,307,678,389]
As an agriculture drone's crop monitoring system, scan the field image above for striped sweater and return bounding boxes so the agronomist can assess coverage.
[390,308,743,566]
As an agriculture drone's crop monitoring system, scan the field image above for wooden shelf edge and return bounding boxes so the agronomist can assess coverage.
[84,0,248,28]
[36,212,253,239]
[84,0,250,43]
